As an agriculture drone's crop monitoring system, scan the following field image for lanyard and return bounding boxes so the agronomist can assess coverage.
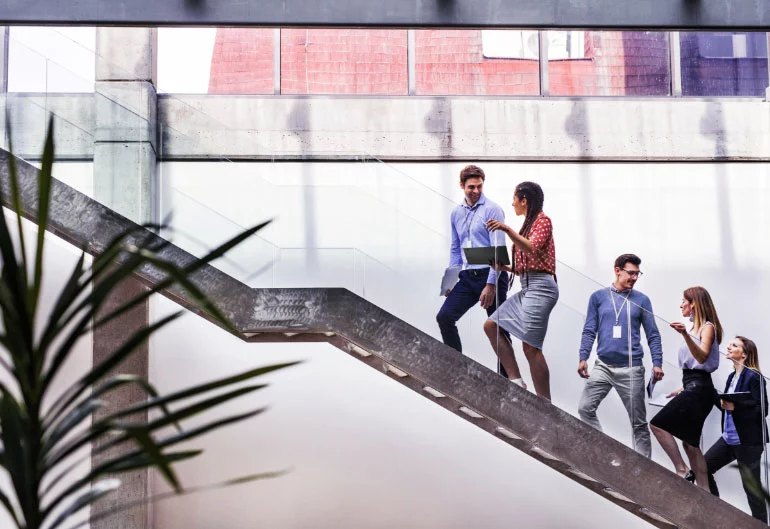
[462,204,480,248]
[609,288,629,324]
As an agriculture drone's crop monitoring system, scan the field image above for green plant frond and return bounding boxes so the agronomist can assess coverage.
[45,478,120,529]
[66,470,287,529]
[36,251,87,355]
[90,220,270,335]
[0,390,32,524]
[94,384,268,457]
[123,427,182,492]
[0,487,22,528]
[42,399,105,454]
[44,311,183,429]
[179,219,272,273]
[53,249,148,333]
[5,147,29,295]
[43,449,198,521]
[30,116,55,323]
[43,374,164,433]
[133,250,235,331]
[149,407,266,451]
[42,227,163,344]
[95,449,201,477]
[43,363,287,474]
[105,384,266,442]
[92,361,296,428]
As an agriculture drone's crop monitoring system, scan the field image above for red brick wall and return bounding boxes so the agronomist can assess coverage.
[549,32,670,96]
[208,28,274,94]
[280,29,408,95]
[208,29,672,96]
[414,30,539,95]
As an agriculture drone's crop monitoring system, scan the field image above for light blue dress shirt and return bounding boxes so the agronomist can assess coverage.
[448,193,506,286]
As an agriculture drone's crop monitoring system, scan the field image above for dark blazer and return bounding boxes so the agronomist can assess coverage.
[717,368,770,445]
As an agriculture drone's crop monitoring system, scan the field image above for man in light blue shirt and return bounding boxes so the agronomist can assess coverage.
[436,165,509,357]
[577,253,665,458]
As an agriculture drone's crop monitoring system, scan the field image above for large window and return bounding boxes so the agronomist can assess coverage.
[415,30,539,95]
[280,29,407,95]
[548,31,671,96]
[680,32,769,96]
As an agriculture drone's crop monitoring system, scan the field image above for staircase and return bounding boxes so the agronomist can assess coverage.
[1,148,764,529]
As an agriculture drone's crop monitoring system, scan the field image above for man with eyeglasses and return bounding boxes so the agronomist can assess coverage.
[577,253,664,458]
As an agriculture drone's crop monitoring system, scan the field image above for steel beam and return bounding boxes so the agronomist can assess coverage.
[1,0,770,30]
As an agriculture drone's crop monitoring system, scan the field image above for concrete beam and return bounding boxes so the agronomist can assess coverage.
[0,94,94,159]
[159,95,770,161]
[2,0,770,30]
[7,93,770,161]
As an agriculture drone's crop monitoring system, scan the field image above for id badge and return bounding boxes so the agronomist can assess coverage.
[612,325,622,339]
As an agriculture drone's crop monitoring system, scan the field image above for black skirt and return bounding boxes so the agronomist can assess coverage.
[650,369,716,447]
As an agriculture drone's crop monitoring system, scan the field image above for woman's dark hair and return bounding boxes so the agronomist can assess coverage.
[515,181,545,237]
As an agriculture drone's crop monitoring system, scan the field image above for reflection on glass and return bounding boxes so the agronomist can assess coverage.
[280,29,407,95]
[548,31,670,96]
[8,27,95,93]
[158,28,218,94]
[680,32,769,96]
[415,30,539,95]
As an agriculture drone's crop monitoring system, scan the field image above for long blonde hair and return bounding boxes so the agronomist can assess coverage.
[736,335,761,372]
[683,286,723,344]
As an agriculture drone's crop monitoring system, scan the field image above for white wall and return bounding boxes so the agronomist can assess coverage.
[153,160,770,526]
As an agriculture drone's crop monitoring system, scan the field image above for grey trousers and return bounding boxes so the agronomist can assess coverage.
[578,359,650,458]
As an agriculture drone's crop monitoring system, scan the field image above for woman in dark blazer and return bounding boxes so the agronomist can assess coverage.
[705,335,768,523]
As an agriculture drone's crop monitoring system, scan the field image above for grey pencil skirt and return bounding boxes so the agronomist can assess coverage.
[487,272,559,350]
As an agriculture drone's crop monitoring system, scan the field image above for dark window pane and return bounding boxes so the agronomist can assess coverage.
[414,30,539,95]
[681,32,769,96]
[548,31,670,96]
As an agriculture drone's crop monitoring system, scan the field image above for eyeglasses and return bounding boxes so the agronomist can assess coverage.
[621,269,643,278]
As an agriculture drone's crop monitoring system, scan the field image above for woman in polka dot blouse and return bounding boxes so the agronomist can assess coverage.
[484,181,559,400]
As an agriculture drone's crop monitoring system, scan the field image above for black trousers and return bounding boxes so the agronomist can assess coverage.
[705,437,767,523]
[436,268,510,375]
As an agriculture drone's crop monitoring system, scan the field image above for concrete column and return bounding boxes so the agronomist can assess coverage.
[94,27,158,224]
[91,276,150,529]
[91,27,156,529]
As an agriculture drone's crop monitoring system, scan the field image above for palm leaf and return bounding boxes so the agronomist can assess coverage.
[0,122,295,529]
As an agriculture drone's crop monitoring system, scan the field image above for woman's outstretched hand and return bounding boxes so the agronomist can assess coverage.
[670,322,688,335]
[486,219,508,233]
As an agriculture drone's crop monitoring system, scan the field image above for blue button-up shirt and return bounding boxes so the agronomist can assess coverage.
[448,193,506,286]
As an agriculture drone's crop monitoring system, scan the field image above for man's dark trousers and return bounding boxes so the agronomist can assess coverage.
[436,268,510,375]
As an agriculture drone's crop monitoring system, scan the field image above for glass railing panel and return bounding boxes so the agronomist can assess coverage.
[7,26,95,93]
